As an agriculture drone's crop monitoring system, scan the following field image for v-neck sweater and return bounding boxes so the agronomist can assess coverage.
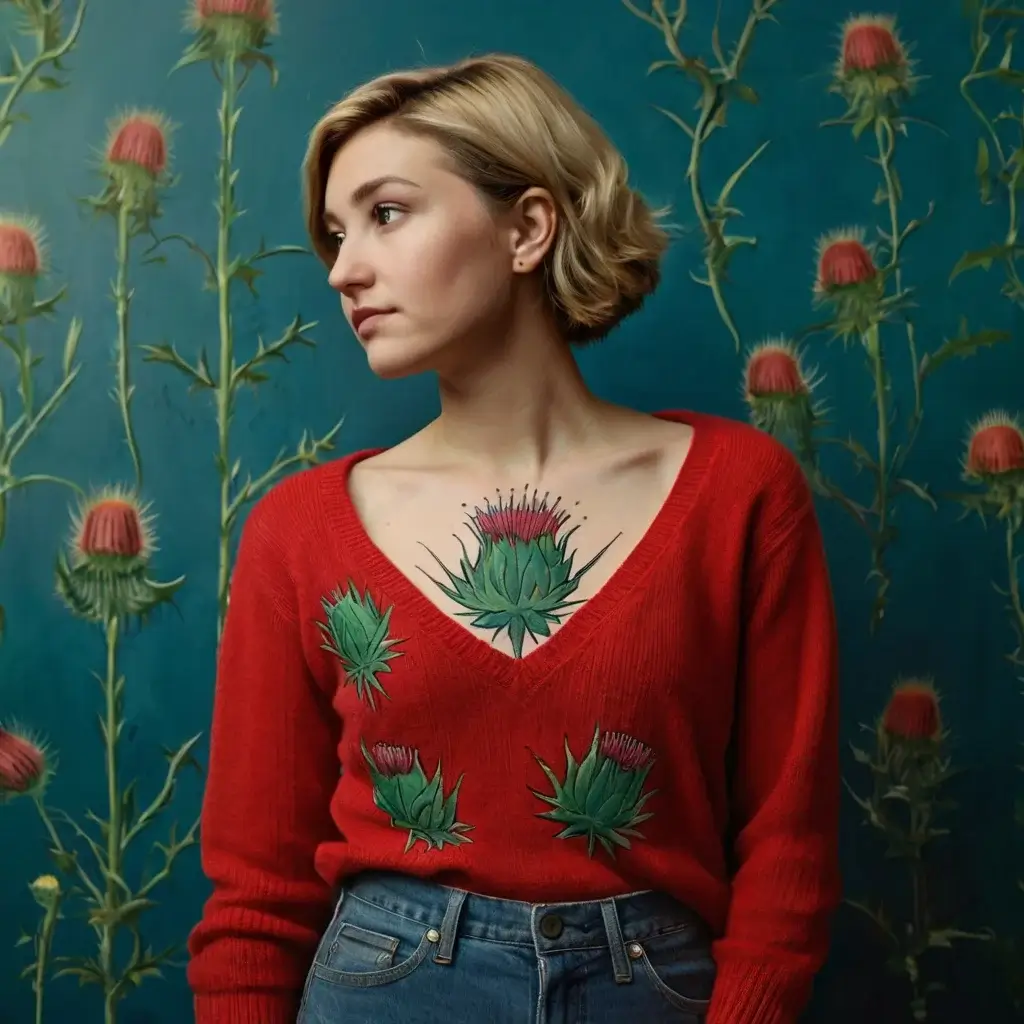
[187,409,841,1024]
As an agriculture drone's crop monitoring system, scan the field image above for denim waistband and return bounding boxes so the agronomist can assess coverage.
[340,871,711,977]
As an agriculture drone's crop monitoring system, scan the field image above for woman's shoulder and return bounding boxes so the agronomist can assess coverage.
[241,447,379,543]
[658,407,808,490]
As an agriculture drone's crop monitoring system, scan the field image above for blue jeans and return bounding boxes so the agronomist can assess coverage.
[297,871,716,1023]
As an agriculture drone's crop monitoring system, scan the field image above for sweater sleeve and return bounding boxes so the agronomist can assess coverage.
[186,496,342,1023]
[707,451,842,1024]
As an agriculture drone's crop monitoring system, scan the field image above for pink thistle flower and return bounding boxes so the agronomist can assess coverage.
[0,217,43,277]
[370,742,416,778]
[815,228,877,293]
[0,725,48,799]
[0,214,45,315]
[841,15,907,74]
[73,488,152,562]
[965,412,1024,478]
[105,110,172,179]
[472,490,571,545]
[599,731,654,772]
[882,680,941,741]
[190,0,278,33]
[744,340,809,399]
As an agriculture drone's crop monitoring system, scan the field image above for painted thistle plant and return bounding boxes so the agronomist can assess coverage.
[956,0,1024,300]
[531,726,657,858]
[954,5,1024,666]
[846,680,991,1021]
[361,740,473,852]
[83,109,176,489]
[951,414,1024,664]
[956,6,1024,1007]
[622,0,781,351]
[0,0,86,147]
[9,491,199,1024]
[146,0,341,639]
[0,0,88,639]
[420,488,617,659]
[744,14,1007,629]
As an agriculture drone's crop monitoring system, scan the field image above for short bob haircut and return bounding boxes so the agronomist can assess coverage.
[302,53,669,345]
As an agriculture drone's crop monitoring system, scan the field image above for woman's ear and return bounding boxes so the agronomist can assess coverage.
[509,187,558,272]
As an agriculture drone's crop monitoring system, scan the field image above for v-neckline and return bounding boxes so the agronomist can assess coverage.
[322,410,718,690]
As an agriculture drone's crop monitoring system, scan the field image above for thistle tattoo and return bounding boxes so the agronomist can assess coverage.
[419,488,619,658]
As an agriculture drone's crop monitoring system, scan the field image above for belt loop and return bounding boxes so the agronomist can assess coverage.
[433,887,468,965]
[599,899,632,984]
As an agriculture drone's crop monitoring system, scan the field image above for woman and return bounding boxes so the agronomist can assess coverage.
[186,52,840,1024]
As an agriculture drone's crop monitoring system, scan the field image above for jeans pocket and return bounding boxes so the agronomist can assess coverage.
[630,926,715,1017]
[310,893,436,989]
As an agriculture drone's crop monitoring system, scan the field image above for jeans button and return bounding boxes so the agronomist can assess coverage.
[539,912,563,939]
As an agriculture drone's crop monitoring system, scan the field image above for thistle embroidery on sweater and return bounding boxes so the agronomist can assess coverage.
[530,725,657,858]
[418,487,620,658]
[317,582,405,709]
[361,739,474,852]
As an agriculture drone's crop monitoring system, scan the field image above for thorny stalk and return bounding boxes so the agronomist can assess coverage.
[622,0,781,350]
[0,0,87,636]
[113,202,141,487]
[0,0,86,147]
[846,709,992,1021]
[147,21,341,641]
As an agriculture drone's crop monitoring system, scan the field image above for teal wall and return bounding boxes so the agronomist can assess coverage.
[0,0,1019,1021]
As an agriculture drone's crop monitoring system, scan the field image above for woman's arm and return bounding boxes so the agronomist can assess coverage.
[708,449,842,1024]
[186,495,342,1023]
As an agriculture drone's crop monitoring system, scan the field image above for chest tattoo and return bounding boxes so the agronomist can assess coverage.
[417,486,621,658]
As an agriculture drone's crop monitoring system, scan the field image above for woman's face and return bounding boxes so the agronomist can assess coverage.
[323,123,525,380]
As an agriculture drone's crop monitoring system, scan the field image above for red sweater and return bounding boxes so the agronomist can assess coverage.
[187,409,841,1024]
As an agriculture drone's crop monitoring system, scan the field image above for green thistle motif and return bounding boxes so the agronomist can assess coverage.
[361,740,473,853]
[420,488,618,658]
[531,725,657,858]
[317,583,404,709]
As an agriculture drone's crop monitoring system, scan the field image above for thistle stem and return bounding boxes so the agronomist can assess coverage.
[865,319,890,626]
[627,0,780,352]
[114,202,142,488]
[99,614,122,1024]
[0,0,86,147]
[215,56,239,643]
[1006,516,1024,664]
[17,320,34,420]
[34,896,60,1024]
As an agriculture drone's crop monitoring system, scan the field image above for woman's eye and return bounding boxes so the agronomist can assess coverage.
[331,232,345,248]
[373,203,402,226]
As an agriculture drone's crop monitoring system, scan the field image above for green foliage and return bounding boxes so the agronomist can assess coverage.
[846,703,992,1021]
[0,0,86,147]
[147,19,341,640]
[622,0,782,351]
[0,0,86,640]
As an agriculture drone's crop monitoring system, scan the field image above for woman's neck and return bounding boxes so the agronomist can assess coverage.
[425,316,612,480]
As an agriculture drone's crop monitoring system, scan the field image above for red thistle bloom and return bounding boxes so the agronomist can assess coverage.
[0,726,47,797]
[745,341,808,398]
[192,0,277,30]
[841,15,906,74]
[106,111,171,179]
[882,680,941,741]
[74,491,151,561]
[600,731,654,772]
[370,742,416,778]
[472,490,571,545]
[965,412,1024,478]
[816,229,877,293]
[0,217,42,277]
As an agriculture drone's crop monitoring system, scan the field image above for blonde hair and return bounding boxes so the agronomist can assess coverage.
[302,53,669,345]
